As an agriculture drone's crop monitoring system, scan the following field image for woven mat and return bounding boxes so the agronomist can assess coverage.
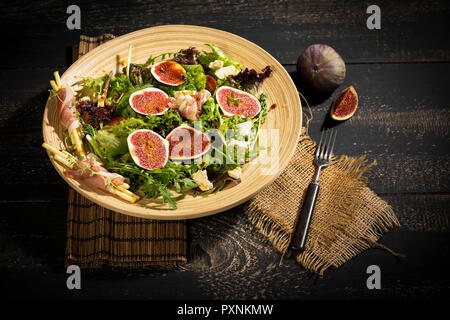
[65,35,187,268]
[245,131,401,275]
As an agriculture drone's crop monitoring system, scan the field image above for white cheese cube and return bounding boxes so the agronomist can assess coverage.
[215,66,239,79]
[236,121,253,137]
[228,167,242,180]
[208,60,224,70]
[192,170,214,191]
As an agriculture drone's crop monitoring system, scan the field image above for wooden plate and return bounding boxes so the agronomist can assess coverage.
[42,25,302,220]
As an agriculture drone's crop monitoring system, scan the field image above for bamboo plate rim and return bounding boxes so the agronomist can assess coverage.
[42,25,302,220]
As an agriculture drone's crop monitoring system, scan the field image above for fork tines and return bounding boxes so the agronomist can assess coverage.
[316,128,337,162]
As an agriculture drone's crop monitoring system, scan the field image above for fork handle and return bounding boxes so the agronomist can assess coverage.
[290,182,320,251]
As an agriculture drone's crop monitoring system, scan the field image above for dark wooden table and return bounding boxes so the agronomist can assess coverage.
[0,0,449,300]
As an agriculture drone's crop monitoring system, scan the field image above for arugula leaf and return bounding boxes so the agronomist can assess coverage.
[180,178,197,191]
[227,92,240,106]
[74,73,133,105]
[134,52,182,68]
[247,93,268,157]
[158,184,177,209]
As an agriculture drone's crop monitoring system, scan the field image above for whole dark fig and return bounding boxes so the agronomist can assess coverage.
[297,44,346,94]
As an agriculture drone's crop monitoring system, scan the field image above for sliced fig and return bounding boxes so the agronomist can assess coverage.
[166,124,211,160]
[129,87,169,116]
[216,86,261,118]
[127,129,169,170]
[151,60,186,86]
[330,85,358,121]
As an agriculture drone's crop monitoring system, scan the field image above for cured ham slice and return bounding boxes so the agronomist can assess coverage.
[168,89,211,121]
[65,158,125,192]
[42,142,139,203]
[54,87,81,134]
[50,72,84,155]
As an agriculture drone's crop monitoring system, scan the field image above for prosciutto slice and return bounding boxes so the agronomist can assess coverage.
[53,86,81,136]
[65,158,125,193]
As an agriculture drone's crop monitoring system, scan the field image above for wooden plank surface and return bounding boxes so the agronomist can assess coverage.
[0,0,449,300]
[1,0,450,66]
[1,196,449,299]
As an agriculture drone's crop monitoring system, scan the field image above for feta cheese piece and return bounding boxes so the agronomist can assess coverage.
[215,65,239,79]
[228,167,242,180]
[208,59,224,70]
[236,121,253,137]
[192,170,214,191]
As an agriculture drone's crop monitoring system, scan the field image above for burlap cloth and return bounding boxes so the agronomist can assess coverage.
[65,35,187,268]
[245,130,401,275]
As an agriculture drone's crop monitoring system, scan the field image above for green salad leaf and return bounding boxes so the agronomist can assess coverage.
[75,74,133,105]
[107,159,202,209]
[108,74,134,104]
[183,64,206,91]
[198,44,243,70]
[111,118,148,136]
[128,64,153,87]
[96,127,128,157]
[75,75,107,101]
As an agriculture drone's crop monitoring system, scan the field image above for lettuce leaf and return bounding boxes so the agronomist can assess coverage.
[111,118,148,137]
[183,64,206,91]
[173,47,200,65]
[74,75,107,101]
[96,127,128,157]
[128,64,153,87]
[75,74,134,105]
[198,44,243,70]
[108,74,134,104]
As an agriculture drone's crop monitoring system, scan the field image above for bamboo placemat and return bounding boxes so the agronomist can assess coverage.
[65,35,187,268]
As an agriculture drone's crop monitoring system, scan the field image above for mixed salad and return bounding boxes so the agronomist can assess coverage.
[43,44,272,209]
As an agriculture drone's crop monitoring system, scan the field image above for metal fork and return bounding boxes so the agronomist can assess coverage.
[290,128,338,251]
